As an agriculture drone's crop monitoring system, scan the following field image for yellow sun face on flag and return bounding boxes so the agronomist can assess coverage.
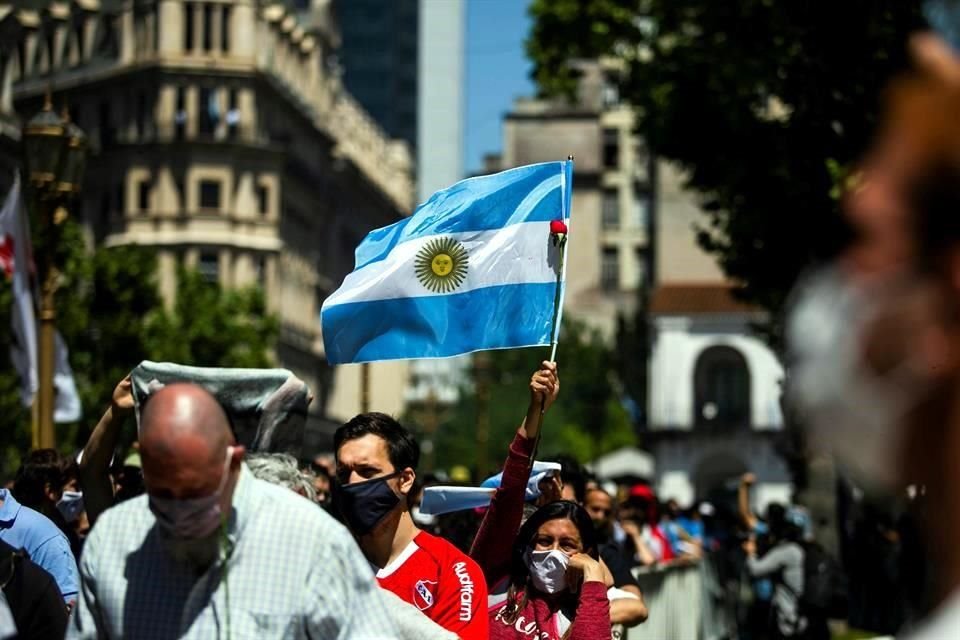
[415,237,469,293]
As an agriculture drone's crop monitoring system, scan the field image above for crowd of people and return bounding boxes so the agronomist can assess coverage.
[8,20,960,640]
[0,359,849,640]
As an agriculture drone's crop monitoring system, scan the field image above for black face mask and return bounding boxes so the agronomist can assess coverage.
[334,472,402,536]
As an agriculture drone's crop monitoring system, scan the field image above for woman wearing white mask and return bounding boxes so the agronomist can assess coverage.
[489,500,611,640]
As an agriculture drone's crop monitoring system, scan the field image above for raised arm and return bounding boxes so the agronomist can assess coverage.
[469,361,558,585]
[79,376,133,525]
[738,473,758,531]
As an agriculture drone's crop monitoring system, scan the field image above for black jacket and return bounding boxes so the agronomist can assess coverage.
[0,539,68,639]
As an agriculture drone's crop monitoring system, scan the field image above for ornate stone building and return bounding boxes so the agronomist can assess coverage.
[491,61,653,340]
[0,0,415,445]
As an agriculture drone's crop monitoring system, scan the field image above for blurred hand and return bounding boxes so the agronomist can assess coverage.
[536,474,563,506]
[529,361,559,412]
[111,375,134,415]
[567,552,605,584]
[742,538,757,556]
[740,472,756,487]
[621,520,642,539]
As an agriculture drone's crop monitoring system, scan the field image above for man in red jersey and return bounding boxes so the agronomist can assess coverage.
[334,412,488,639]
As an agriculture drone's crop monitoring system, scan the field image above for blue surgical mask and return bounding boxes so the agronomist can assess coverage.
[56,491,84,523]
[149,447,234,540]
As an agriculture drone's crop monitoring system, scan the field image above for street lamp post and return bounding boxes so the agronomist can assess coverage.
[22,95,87,448]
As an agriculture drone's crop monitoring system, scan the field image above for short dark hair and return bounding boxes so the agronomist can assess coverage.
[334,412,420,472]
[13,449,65,510]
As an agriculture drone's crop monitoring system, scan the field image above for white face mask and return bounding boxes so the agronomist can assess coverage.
[787,267,928,490]
[524,548,570,594]
[56,491,84,523]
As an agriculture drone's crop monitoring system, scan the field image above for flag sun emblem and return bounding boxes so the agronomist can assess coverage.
[414,237,469,293]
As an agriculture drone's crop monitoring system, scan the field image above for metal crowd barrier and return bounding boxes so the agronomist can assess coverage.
[625,555,734,640]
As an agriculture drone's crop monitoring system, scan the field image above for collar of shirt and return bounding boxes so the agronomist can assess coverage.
[221,464,255,556]
[0,489,22,524]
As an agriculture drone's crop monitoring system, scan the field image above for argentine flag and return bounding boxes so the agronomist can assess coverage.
[321,161,573,364]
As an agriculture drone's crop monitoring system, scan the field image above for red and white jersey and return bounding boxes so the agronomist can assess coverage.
[376,531,488,640]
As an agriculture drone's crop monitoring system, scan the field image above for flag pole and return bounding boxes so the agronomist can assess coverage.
[360,362,370,413]
[532,155,573,459]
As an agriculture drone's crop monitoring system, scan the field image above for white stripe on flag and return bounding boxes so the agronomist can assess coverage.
[323,221,559,308]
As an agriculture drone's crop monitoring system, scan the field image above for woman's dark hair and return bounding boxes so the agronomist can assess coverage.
[499,501,599,624]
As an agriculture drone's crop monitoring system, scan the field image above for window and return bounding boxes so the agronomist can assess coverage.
[694,346,750,427]
[256,184,269,216]
[137,180,150,212]
[226,88,239,139]
[184,2,194,51]
[633,191,650,230]
[74,23,86,64]
[175,87,187,140]
[602,80,619,108]
[199,180,221,210]
[601,247,619,292]
[99,101,114,146]
[203,3,214,52]
[635,249,647,289]
[99,193,110,226]
[94,15,119,59]
[199,87,218,136]
[221,5,231,53]
[115,182,125,216]
[136,92,148,140]
[602,190,619,230]
[198,251,219,283]
[602,128,619,169]
[254,254,266,287]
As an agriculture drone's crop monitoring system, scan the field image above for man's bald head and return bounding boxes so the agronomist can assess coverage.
[140,384,238,500]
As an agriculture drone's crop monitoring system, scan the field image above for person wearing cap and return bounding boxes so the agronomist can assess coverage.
[618,484,673,566]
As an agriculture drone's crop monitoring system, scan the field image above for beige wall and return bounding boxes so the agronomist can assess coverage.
[326,361,411,422]
[655,161,725,284]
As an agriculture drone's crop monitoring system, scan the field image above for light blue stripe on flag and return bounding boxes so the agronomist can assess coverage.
[321,161,573,364]
[355,161,569,270]
[323,282,557,363]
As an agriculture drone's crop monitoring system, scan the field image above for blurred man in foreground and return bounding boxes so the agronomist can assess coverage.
[789,29,960,639]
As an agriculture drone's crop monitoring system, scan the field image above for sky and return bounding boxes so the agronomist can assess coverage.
[464,0,535,175]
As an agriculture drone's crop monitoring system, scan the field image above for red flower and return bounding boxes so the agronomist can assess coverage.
[550,220,568,235]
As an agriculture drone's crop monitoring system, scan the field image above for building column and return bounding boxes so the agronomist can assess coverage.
[158,249,178,309]
[239,88,256,143]
[156,85,175,141]
[185,84,198,139]
[230,3,255,59]
[120,5,135,62]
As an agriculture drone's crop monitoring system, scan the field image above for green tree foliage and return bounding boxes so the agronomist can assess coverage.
[424,319,635,478]
[528,0,926,322]
[0,217,278,475]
